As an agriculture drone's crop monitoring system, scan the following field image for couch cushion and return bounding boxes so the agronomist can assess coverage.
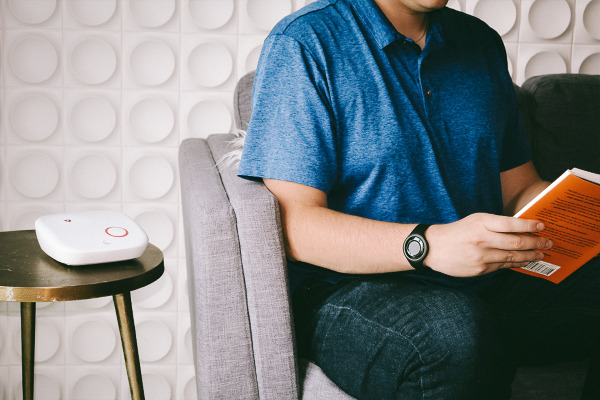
[234,71,255,131]
[510,360,590,400]
[520,74,600,181]
[299,359,356,400]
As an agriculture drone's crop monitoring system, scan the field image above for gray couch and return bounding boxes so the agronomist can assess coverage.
[179,73,600,399]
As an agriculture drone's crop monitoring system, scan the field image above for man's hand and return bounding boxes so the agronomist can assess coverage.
[425,213,553,277]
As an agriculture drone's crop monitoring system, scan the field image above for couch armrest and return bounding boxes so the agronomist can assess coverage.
[179,138,259,398]
[208,134,299,399]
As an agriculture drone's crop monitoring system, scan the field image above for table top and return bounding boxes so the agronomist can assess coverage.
[0,230,164,302]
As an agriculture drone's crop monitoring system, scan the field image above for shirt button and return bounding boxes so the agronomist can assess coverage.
[425,89,432,97]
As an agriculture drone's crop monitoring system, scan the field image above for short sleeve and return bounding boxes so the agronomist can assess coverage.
[237,34,338,193]
[500,92,532,172]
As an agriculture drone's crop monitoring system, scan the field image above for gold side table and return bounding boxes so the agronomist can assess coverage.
[0,230,164,400]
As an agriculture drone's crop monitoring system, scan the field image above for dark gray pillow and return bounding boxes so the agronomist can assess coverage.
[520,74,600,181]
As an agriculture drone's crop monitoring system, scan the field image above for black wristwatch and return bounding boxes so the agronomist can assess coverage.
[403,224,431,271]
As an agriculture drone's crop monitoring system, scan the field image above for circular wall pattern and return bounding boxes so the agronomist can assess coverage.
[579,52,600,74]
[189,0,234,29]
[71,320,117,362]
[142,373,172,399]
[8,0,57,25]
[473,0,517,36]
[80,296,113,310]
[11,153,60,198]
[13,320,60,362]
[68,0,117,26]
[188,42,234,88]
[246,0,293,31]
[583,0,600,39]
[129,40,176,86]
[184,326,193,354]
[70,154,118,199]
[37,321,61,362]
[524,51,567,80]
[132,270,173,309]
[137,320,173,362]
[129,0,176,28]
[184,377,197,399]
[528,0,571,39]
[447,0,462,11]
[9,36,58,84]
[187,100,232,137]
[128,155,174,200]
[70,38,118,85]
[129,98,174,143]
[245,45,263,75]
[70,96,117,143]
[10,209,51,231]
[71,374,117,400]
[10,94,59,142]
[134,210,175,251]
[14,374,61,400]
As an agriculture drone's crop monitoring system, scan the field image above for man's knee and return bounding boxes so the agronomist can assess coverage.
[390,289,514,399]
[303,281,515,399]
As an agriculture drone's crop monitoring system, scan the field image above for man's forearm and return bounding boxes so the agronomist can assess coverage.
[281,202,415,274]
[504,180,551,216]
[266,178,551,278]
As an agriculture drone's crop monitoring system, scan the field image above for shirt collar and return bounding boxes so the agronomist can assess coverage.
[347,0,402,49]
[346,0,449,51]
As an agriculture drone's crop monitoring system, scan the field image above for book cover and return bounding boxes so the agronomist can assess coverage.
[513,168,600,283]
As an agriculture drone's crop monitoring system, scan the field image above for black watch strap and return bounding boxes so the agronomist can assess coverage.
[403,224,431,271]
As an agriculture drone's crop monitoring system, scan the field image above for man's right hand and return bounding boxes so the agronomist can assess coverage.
[424,213,553,277]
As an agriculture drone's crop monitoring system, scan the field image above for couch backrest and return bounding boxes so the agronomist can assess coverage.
[517,74,600,181]
[234,71,255,131]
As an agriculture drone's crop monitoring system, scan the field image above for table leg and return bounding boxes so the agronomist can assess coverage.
[113,292,145,400]
[21,302,36,400]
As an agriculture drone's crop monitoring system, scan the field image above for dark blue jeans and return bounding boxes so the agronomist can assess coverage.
[292,257,600,399]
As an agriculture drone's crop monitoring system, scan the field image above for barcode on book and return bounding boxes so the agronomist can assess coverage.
[522,261,560,276]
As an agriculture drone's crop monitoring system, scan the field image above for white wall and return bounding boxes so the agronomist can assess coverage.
[0,0,598,398]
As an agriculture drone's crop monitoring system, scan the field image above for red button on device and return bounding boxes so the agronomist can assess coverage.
[105,227,129,237]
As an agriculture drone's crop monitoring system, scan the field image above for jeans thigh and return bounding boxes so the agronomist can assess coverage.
[293,277,514,400]
[483,256,600,365]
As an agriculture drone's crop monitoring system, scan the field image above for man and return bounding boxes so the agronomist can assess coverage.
[238,0,600,398]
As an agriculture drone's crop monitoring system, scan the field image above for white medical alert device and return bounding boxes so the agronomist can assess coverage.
[35,210,149,266]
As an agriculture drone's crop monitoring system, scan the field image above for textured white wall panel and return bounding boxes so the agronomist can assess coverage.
[0,0,598,398]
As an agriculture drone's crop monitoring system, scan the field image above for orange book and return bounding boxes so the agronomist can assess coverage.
[513,168,600,283]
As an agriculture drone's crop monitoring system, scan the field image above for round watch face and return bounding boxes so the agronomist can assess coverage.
[406,236,425,259]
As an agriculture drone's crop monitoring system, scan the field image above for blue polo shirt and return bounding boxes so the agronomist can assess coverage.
[238,0,531,291]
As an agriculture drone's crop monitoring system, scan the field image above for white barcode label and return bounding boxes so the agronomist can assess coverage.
[522,261,560,276]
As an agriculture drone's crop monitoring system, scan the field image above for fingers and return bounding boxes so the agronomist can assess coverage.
[483,248,545,269]
[470,214,553,270]
[491,232,553,252]
[479,213,544,234]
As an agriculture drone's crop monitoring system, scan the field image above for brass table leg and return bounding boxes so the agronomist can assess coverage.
[21,302,36,400]
[113,292,145,400]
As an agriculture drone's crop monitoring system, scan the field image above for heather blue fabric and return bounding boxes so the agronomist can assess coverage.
[238,0,531,291]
